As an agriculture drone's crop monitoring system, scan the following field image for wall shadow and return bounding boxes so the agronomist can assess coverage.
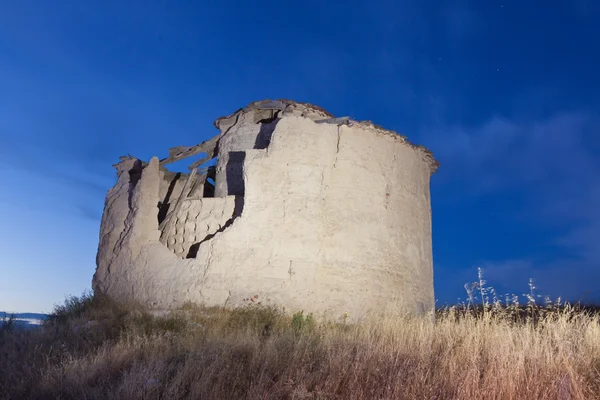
[127,160,144,208]
[226,151,246,196]
[254,119,279,149]
[157,172,182,224]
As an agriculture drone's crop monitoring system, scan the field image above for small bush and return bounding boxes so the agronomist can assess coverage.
[224,298,286,337]
[48,291,95,323]
[291,310,315,336]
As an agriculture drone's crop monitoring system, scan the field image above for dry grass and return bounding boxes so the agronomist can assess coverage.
[1,294,600,400]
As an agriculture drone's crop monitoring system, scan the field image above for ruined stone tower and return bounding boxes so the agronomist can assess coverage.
[93,100,438,318]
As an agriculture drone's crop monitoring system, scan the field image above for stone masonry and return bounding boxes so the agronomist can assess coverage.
[92,100,439,319]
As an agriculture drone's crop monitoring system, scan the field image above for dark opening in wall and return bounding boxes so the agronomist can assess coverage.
[157,172,182,224]
[202,166,216,198]
[254,118,279,149]
[225,151,246,196]
[157,154,218,225]
[128,160,143,207]
[221,118,280,197]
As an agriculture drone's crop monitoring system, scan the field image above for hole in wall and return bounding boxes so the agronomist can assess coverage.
[157,154,219,219]
[225,151,246,196]
[254,118,279,149]
[202,167,216,198]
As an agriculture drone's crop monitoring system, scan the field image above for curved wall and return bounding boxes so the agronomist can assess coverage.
[93,108,436,319]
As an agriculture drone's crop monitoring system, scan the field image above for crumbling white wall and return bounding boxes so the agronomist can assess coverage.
[163,198,236,258]
[214,103,331,197]
[93,103,437,319]
[157,171,187,221]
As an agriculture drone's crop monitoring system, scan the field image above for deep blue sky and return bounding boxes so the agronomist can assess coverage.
[1,1,599,312]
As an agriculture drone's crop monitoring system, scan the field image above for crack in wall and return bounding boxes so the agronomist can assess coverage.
[112,161,144,260]
[186,195,244,258]
[288,261,295,279]
[333,125,341,169]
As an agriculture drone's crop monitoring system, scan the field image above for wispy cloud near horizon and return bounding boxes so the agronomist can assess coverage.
[425,111,600,303]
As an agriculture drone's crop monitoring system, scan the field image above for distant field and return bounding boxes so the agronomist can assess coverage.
[1,293,599,400]
[0,312,48,329]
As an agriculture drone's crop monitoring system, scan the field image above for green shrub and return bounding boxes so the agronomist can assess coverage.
[291,310,315,336]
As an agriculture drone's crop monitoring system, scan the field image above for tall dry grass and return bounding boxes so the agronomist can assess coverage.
[1,292,600,399]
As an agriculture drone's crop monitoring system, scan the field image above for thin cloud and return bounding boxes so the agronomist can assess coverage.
[77,205,103,222]
[426,112,600,302]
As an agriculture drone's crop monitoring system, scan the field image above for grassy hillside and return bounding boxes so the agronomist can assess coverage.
[1,292,599,400]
